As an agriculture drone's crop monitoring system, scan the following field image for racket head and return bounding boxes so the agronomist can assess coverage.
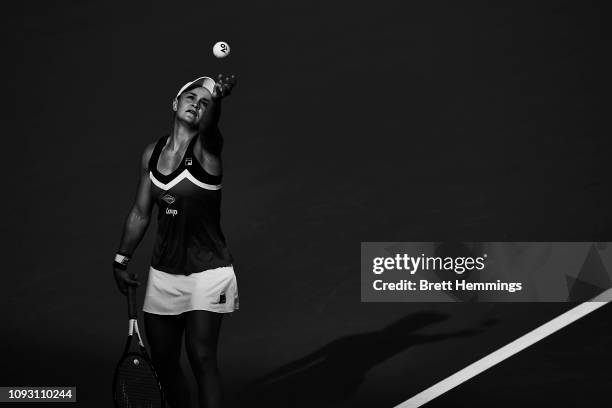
[112,350,165,408]
[113,286,165,407]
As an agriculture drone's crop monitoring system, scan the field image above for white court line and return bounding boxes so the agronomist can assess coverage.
[396,288,612,408]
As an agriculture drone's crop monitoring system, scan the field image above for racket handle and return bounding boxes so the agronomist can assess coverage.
[127,285,137,319]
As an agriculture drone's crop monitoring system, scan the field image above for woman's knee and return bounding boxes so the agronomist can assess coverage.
[184,310,223,372]
[186,341,218,370]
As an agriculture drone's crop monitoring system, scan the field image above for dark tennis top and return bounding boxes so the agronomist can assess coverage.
[148,134,232,275]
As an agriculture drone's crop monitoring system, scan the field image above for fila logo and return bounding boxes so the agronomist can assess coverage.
[166,208,178,216]
[161,194,176,205]
[185,158,193,166]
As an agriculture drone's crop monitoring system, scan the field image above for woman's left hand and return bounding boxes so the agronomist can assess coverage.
[212,74,237,100]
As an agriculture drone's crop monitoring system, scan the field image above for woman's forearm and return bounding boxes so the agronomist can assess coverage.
[116,207,151,256]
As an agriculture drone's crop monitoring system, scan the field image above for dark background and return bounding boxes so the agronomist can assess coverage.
[4,1,608,407]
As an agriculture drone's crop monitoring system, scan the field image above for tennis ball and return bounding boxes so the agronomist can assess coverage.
[213,41,230,58]
[133,358,140,366]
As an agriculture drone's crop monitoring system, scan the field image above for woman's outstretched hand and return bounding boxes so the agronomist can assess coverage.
[211,74,237,100]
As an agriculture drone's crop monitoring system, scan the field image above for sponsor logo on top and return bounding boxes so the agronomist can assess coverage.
[161,194,176,205]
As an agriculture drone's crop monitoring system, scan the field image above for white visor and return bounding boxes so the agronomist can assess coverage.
[175,76,216,100]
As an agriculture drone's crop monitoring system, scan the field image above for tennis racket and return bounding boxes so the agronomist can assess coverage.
[112,285,165,408]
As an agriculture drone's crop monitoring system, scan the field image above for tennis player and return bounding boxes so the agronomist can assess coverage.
[113,74,237,408]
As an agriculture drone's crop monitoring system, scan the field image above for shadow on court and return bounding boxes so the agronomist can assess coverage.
[240,311,489,408]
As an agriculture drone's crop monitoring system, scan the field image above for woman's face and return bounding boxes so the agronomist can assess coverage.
[174,87,212,126]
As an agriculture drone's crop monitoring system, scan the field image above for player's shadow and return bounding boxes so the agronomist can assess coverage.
[241,311,487,408]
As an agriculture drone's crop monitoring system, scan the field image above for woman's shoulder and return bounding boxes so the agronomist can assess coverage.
[193,136,222,177]
[141,135,167,171]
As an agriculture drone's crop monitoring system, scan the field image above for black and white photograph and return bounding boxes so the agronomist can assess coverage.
[4,1,608,407]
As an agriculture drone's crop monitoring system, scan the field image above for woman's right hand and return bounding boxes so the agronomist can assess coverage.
[113,267,141,295]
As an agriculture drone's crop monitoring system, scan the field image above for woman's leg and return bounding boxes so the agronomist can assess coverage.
[184,311,224,408]
[143,312,192,408]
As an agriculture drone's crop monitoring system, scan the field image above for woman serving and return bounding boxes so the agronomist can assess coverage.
[113,74,237,408]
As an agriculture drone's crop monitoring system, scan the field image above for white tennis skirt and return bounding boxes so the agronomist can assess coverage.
[143,265,239,315]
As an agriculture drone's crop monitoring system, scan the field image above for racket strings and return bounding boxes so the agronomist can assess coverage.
[114,356,163,408]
